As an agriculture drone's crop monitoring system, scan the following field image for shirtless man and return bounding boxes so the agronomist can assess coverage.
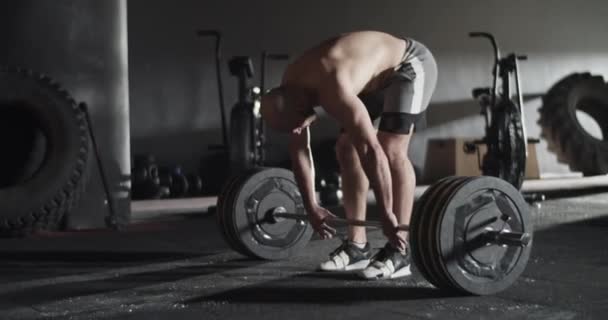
[261,31,437,279]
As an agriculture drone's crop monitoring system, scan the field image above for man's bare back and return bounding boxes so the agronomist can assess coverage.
[282,31,408,97]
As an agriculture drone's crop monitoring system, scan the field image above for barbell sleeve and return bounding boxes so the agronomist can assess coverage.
[484,230,531,247]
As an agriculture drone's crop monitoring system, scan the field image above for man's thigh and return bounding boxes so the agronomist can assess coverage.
[378,78,429,135]
[379,49,437,134]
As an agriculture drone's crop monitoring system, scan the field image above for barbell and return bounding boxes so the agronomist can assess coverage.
[268,209,531,248]
[216,167,533,295]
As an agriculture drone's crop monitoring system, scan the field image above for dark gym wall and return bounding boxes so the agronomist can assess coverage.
[0,0,130,228]
[128,0,608,177]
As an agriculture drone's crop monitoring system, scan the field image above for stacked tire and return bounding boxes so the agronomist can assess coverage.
[0,67,90,236]
[539,73,608,175]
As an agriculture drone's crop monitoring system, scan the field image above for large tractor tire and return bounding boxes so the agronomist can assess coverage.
[0,67,91,236]
[539,73,608,175]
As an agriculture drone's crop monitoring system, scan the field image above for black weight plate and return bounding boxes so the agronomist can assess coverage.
[437,176,532,295]
[436,176,497,293]
[229,168,313,260]
[224,173,255,255]
[432,176,489,293]
[410,176,460,289]
[409,179,443,286]
[215,175,233,244]
[427,177,473,292]
[411,177,457,288]
[409,184,434,283]
[217,171,257,256]
[224,169,264,257]
[412,178,452,288]
[216,173,244,252]
[417,177,467,290]
[419,177,470,289]
[229,169,312,259]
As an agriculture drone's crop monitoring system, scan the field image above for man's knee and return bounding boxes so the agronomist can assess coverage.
[384,145,410,167]
[378,134,410,167]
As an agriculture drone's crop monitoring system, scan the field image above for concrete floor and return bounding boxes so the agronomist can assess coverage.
[0,192,607,320]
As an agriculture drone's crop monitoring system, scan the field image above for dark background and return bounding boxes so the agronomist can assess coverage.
[0,0,130,226]
[0,0,607,225]
[127,0,608,174]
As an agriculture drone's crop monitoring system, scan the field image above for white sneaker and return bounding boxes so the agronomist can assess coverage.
[360,243,412,280]
[319,241,372,271]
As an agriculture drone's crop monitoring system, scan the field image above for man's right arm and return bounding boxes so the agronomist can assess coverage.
[289,127,337,239]
[289,127,317,212]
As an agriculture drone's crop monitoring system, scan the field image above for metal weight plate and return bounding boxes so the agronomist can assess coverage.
[425,177,473,291]
[216,174,236,248]
[227,167,314,260]
[223,169,264,257]
[409,178,444,287]
[420,178,464,289]
[410,176,461,289]
[413,177,456,288]
[217,172,253,256]
[437,176,533,295]
[414,177,468,290]
[429,177,477,293]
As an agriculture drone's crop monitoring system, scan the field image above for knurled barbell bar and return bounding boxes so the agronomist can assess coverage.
[268,208,531,247]
[216,167,534,295]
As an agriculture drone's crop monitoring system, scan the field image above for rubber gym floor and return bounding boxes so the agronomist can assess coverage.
[0,190,606,320]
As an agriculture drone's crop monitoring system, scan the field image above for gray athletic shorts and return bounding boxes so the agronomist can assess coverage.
[358,38,438,134]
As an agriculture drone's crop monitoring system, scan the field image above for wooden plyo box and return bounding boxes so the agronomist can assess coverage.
[423,138,540,183]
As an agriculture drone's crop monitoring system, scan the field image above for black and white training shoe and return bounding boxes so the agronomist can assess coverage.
[360,243,412,280]
[319,241,372,271]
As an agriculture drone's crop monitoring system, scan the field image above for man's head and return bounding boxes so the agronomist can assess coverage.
[260,86,317,134]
